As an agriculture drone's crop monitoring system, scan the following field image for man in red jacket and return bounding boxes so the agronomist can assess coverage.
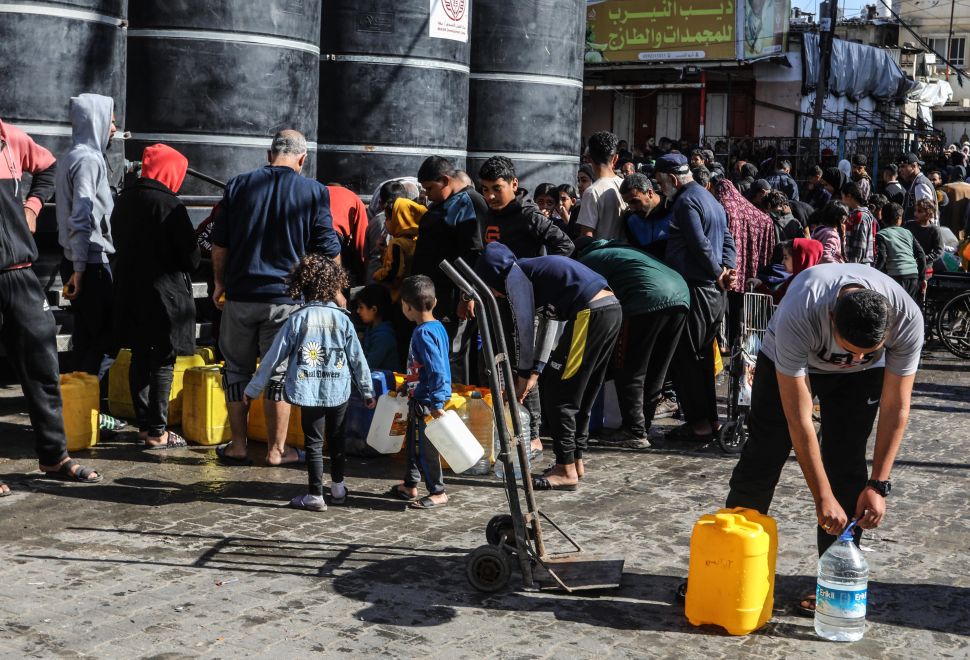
[0,118,103,491]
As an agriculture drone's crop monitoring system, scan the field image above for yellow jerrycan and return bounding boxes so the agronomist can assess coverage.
[60,372,100,451]
[685,509,776,635]
[181,366,230,445]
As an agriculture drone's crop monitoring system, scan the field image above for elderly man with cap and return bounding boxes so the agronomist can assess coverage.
[655,153,737,442]
[898,153,936,223]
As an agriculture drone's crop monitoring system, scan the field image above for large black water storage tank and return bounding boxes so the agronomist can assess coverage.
[318,1,471,194]
[0,1,127,179]
[468,1,585,192]
[126,1,322,197]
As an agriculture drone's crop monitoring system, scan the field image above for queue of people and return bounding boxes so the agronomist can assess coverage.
[0,108,938,618]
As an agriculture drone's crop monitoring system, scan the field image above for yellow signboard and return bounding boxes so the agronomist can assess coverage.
[585,0,789,63]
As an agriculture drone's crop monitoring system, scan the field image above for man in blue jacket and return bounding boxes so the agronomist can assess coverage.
[211,130,341,467]
[657,154,737,442]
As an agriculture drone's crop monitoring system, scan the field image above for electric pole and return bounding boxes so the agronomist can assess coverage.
[810,0,840,140]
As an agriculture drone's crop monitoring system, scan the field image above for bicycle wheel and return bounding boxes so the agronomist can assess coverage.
[937,291,970,359]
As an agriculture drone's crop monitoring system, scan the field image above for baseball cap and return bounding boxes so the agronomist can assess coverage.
[654,153,690,175]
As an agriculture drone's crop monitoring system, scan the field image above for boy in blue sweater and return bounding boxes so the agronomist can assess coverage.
[389,275,452,509]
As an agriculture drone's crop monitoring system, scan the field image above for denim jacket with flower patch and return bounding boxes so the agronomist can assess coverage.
[245,301,374,407]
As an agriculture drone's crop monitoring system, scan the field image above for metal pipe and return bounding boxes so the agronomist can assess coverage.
[185,167,226,190]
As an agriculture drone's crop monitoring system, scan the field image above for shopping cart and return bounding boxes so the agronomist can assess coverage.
[717,291,776,453]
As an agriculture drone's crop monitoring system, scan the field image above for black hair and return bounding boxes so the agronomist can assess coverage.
[557,183,578,200]
[881,163,898,175]
[691,166,711,187]
[868,193,888,214]
[287,254,347,302]
[779,239,795,255]
[533,182,558,200]
[417,155,457,183]
[690,148,706,160]
[766,190,789,208]
[355,283,393,321]
[810,165,823,176]
[881,202,904,227]
[587,131,619,166]
[619,172,653,195]
[778,159,792,171]
[479,156,516,183]
[741,162,758,178]
[833,289,891,349]
[578,164,594,181]
[840,181,865,204]
[378,180,407,205]
[400,275,436,312]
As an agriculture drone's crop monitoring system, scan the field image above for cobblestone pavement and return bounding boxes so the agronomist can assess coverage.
[0,349,968,659]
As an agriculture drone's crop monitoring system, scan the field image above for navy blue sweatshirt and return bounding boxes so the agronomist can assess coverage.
[664,181,737,287]
[211,166,341,303]
[475,242,607,375]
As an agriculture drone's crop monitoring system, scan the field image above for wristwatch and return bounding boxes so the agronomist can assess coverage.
[866,479,892,497]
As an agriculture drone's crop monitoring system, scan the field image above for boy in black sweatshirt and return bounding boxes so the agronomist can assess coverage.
[473,156,574,457]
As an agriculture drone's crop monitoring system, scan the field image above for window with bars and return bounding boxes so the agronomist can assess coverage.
[929,37,966,68]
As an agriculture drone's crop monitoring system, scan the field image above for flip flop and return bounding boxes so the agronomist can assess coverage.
[145,431,189,450]
[267,447,306,467]
[41,459,102,484]
[385,484,417,501]
[215,443,253,466]
[0,482,11,497]
[289,494,327,512]
[538,464,584,480]
[796,595,816,617]
[410,495,447,510]
[531,476,578,491]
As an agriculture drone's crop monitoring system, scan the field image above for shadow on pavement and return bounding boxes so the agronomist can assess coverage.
[16,527,970,637]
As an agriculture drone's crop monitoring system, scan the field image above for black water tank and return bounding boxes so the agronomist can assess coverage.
[468,1,585,193]
[126,1,322,198]
[0,1,127,183]
[318,1,471,195]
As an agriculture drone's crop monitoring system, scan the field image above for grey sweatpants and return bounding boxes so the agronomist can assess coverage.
[219,300,299,402]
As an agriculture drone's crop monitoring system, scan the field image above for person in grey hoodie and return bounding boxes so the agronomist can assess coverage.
[55,93,117,377]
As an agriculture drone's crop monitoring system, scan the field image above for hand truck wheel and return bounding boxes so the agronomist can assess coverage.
[466,545,512,593]
[717,420,748,454]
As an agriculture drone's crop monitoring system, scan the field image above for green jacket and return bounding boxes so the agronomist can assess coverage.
[577,239,690,316]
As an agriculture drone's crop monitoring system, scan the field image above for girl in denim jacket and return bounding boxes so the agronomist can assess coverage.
[245,255,375,511]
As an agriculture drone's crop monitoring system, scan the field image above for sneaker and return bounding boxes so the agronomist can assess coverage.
[98,413,125,431]
[653,397,680,419]
[289,494,327,512]
[601,428,652,450]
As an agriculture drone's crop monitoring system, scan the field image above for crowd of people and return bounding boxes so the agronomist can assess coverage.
[0,98,956,612]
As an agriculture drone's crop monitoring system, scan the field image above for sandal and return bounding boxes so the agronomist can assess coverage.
[329,484,348,506]
[145,431,188,450]
[410,495,448,510]
[0,482,11,497]
[385,484,417,501]
[41,459,102,484]
[215,443,253,466]
[796,594,816,617]
[539,464,584,480]
[531,475,578,491]
[665,423,716,443]
[267,447,306,467]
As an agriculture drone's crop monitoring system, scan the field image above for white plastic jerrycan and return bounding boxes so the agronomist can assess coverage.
[366,392,408,454]
[425,409,485,474]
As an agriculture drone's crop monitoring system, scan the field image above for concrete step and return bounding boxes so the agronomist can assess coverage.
[47,281,210,308]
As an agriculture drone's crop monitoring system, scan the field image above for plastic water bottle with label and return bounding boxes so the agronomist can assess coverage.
[494,403,530,481]
[815,520,869,642]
